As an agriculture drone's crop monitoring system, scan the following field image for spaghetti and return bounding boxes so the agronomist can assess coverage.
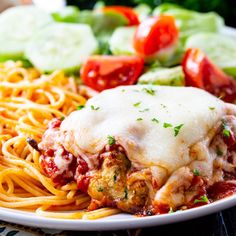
[0,61,120,219]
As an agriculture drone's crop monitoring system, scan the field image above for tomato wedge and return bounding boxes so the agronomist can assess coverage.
[102,6,139,26]
[80,55,144,92]
[133,15,179,56]
[182,48,236,103]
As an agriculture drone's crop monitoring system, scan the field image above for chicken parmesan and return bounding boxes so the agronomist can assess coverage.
[39,85,236,215]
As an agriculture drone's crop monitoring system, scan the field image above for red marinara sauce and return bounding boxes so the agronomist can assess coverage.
[207,181,236,201]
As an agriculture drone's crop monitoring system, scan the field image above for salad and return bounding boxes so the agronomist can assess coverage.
[0,3,236,101]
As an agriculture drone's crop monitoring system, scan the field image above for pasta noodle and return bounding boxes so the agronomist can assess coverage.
[0,61,118,219]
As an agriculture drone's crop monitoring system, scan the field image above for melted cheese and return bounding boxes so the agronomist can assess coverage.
[61,85,225,173]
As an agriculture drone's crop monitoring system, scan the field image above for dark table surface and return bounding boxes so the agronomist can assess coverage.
[1,206,236,236]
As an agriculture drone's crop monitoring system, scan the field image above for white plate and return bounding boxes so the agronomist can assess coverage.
[0,26,236,231]
[0,195,236,231]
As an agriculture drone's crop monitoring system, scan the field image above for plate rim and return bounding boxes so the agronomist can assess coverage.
[1,26,236,231]
[0,195,236,231]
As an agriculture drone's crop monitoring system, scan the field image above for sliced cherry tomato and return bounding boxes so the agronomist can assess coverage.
[102,6,139,26]
[80,55,144,92]
[182,48,236,103]
[133,15,179,56]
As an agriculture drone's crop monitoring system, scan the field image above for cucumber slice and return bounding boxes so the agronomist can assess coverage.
[0,6,53,61]
[185,33,236,77]
[138,66,185,86]
[109,26,136,55]
[25,23,98,72]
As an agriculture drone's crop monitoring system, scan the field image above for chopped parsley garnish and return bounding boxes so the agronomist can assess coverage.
[216,146,223,156]
[107,135,115,146]
[194,195,209,204]
[209,107,215,110]
[91,105,100,111]
[168,207,174,213]
[193,169,200,176]
[139,108,149,113]
[60,117,65,121]
[174,124,184,137]
[124,188,128,200]
[221,119,227,128]
[160,104,167,108]
[77,105,85,110]
[143,87,156,96]
[97,187,104,192]
[152,118,159,124]
[121,89,125,92]
[133,101,141,107]
[222,120,231,138]
[163,123,172,128]
[223,129,230,138]
[136,118,143,121]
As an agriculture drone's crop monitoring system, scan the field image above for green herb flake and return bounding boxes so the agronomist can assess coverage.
[121,89,125,92]
[97,187,104,192]
[139,108,149,113]
[91,105,100,111]
[124,188,128,200]
[163,123,172,128]
[194,195,209,204]
[77,105,85,110]
[152,118,159,124]
[216,146,223,156]
[223,129,230,138]
[168,207,174,213]
[143,87,156,96]
[193,169,200,176]
[222,120,231,138]
[133,102,141,107]
[161,104,167,108]
[107,135,115,146]
[209,107,215,110]
[174,124,184,137]
[60,117,65,121]
[136,118,143,121]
